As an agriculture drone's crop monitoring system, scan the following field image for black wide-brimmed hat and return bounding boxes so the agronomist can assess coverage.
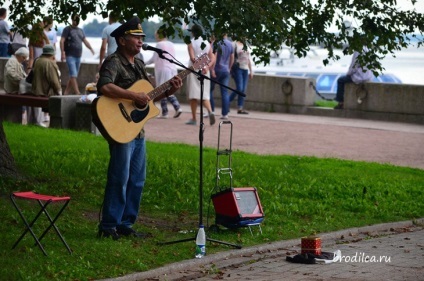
[111,16,146,37]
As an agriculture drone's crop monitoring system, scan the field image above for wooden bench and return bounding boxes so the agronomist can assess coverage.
[0,93,89,130]
[0,93,49,108]
[0,93,49,124]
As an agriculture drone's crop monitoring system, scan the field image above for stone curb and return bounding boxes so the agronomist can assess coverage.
[99,218,424,281]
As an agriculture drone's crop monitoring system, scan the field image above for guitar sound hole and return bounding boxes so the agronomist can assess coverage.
[131,105,150,123]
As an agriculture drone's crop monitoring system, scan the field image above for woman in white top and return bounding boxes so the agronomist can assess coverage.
[185,24,216,126]
[144,30,182,118]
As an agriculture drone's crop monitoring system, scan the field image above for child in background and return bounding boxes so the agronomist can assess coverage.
[80,72,99,103]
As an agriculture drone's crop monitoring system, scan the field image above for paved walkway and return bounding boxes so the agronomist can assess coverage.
[104,220,424,281]
[102,106,424,281]
[144,105,424,170]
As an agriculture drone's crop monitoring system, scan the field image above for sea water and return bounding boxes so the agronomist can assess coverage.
[76,37,424,86]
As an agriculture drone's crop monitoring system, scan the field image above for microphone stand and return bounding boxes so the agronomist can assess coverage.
[155,51,242,249]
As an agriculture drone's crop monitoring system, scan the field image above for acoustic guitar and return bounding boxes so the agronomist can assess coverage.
[92,53,209,143]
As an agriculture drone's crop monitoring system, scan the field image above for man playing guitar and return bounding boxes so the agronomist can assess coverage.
[96,15,182,240]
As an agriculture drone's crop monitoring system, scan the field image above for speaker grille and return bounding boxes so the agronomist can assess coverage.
[235,190,261,215]
[212,187,264,228]
[212,187,264,218]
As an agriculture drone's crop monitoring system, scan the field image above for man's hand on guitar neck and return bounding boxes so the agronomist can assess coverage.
[153,75,184,102]
[168,75,183,95]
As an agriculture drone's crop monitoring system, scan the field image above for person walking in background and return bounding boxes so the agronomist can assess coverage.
[96,16,183,240]
[210,33,234,120]
[229,39,253,114]
[334,46,374,109]
[19,20,50,125]
[185,24,215,126]
[27,16,53,123]
[144,29,182,119]
[42,18,58,125]
[98,11,121,69]
[44,16,57,51]
[60,14,95,95]
[28,18,50,71]
[0,7,11,57]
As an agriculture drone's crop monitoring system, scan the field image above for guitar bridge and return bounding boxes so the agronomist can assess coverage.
[119,103,132,122]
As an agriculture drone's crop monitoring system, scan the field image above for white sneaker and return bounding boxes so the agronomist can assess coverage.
[157,115,169,119]
[174,108,183,118]
[36,122,47,128]
[204,111,215,118]
[220,115,229,120]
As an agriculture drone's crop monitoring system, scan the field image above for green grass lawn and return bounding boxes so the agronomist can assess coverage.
[1,122,423,280]
[314,99,338,108]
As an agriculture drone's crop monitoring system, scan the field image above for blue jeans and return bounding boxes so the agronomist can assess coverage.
[100,137,147,230]
[210,71,230,116]
[335,75,353,102]
[0,43,10,57]
[160,95,180,116]
[230,67,248,108]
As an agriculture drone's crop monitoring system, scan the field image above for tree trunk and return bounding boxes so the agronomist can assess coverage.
[0,122,20,178]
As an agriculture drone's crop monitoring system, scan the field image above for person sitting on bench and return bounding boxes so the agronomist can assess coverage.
[334,46,374,110]
[4,47,29,94]
[32,44,62,97]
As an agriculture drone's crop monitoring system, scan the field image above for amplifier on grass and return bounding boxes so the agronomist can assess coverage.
[211,187,264,227]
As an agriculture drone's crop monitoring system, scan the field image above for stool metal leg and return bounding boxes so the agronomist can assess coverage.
[10,195,49,256]
[36,200,72,254]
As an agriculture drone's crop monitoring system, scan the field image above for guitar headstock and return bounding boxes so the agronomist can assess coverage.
[193,53,210,71]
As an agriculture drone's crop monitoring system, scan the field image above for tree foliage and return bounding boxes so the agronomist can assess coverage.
[82,19,108,37]
[2,0,423,72]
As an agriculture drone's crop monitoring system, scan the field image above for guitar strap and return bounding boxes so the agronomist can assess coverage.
[134,59,153,86]
[132,59,152,138]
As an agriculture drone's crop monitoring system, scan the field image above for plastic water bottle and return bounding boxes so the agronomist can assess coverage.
[195,224,206,258]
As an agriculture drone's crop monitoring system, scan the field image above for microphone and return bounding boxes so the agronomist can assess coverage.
[142,43,168,55]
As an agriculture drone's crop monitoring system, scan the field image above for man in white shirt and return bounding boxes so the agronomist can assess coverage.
[98,11,121,69]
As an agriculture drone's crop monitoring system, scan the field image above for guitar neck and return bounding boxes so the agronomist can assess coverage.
[148,67,194,100]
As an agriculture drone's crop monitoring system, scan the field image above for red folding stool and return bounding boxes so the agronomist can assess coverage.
[10,191,72,256]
